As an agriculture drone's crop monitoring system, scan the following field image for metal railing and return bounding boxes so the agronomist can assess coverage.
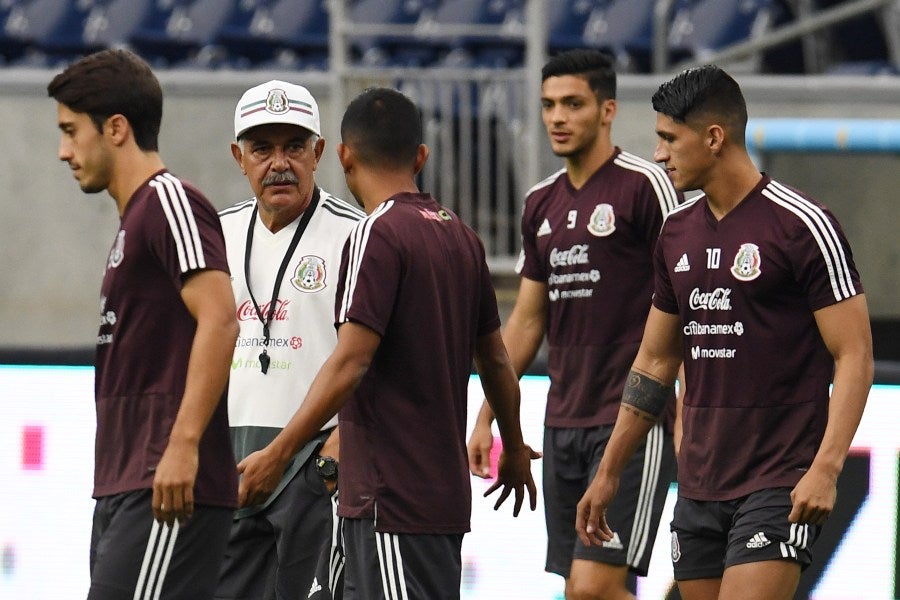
[327,0,549,265]
[324,0,898,266]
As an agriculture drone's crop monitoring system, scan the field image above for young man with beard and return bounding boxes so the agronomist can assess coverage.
[576,65,873,600]
[468,49,682,599]
[49,49,239,599]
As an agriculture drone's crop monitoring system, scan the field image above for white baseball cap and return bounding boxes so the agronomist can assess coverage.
[234,80,321,139]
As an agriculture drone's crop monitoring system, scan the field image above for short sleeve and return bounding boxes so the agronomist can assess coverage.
[788,207,863,311]
[651,224,678,315]
[335,220,401,336]
[632,178,668,248]
[144,175,229,287]
[476,246,501,337]
[517,198,544,282]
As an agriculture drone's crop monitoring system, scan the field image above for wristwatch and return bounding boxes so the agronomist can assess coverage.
[315,455,338,480]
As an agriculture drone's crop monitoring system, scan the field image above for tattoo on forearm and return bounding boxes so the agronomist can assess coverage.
[621,370,672,420]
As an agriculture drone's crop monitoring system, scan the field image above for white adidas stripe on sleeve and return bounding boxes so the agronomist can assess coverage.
[763,181,856,302]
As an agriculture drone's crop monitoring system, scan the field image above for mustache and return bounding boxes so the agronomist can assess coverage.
[262,172,299,186]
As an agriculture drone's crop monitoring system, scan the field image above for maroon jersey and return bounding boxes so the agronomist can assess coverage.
[334,192,500,534]
[518,148,681,427]
[94,170,238,508]
[653,175,862,501]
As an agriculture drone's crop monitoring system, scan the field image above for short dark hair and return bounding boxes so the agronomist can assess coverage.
[340,87,422,170]
[541,49,616,101]
[651,65,748,144]
[47,49,163,152]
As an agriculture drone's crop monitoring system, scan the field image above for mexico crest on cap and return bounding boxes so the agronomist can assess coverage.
[265,89,290,115]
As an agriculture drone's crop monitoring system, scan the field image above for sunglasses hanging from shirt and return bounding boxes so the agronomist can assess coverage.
[243,187,320,374]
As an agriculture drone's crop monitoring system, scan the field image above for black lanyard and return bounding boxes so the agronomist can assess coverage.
[243,187,320,374]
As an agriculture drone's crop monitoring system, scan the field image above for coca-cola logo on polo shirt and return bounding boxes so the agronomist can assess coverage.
[549,244,589,267]
[237,299,290,321]
[688,287,733,311]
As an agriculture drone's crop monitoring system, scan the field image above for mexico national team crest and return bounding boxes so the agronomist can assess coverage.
[107,230,126,269]
[292,255,326,292]
[587,203,616,237]
[266,88,290,114]
[731,243,762,281]
[671,531,682,562]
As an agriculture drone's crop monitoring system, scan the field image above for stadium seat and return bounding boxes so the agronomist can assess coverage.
[817,0,894,71]
[668,0,774,66]
[548,0,600,53]
[582,0,657,72]
[0,0,93,66]
[128,0,239,67]
[81,0,168,52]
[349,0,435,67]
[213,0,329,69]
[426,0,525,68]
[351,0,431,26]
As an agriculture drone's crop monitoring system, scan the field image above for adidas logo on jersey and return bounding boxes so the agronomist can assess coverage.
[674,253,691,272]
[307,577,323,598]
[537,219,552,237]
[746,532,771,549]
[602,532,624,551]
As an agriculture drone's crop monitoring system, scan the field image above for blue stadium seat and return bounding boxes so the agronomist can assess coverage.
[352,0,430,24]
[668,0,774,64]
[128,0,239,67]
[548,0,601,53]
[817,0,893,71]
[428,0,525,68]
[432,0,516,25]
[0,0,93,65]
[81,0,169,52]
[349,0,435,67]
[213,0,329,69]
[582,0,657,72]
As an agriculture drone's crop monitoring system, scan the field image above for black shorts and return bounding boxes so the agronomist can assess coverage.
[340,518,463,600]
[215,455,342,600]
[670,487,820,581]
[89,489,232,600]
[543,422,676,578]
